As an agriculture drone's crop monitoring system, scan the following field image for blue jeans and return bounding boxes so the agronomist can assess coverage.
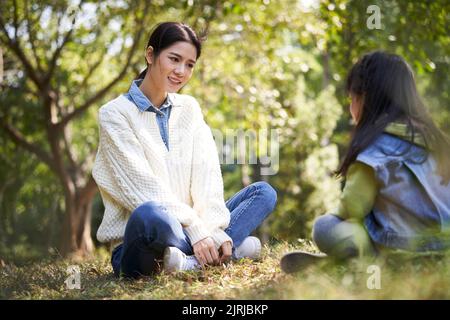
[312,214,377,258]
[111,181,277,278]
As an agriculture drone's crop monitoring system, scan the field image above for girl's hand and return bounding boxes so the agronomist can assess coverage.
[193,237,220,266]
[219,241,232,264]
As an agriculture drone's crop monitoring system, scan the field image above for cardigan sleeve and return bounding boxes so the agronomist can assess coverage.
[190,101,233,249]
[92,106,211,245]
[336,162,378,221]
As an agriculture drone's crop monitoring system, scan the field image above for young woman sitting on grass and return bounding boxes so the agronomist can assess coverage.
[92,22,277,278]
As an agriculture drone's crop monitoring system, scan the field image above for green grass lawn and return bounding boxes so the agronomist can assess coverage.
[1,240,449,299]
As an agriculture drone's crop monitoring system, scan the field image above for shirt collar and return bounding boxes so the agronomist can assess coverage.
[128,79,173,113]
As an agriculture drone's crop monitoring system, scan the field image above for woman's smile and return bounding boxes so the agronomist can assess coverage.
[168,76,183,86]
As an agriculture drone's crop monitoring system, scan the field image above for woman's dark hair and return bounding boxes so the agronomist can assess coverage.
[136,22,205,80]
[337,51,450,183]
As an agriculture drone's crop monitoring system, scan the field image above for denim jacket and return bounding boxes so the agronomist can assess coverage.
[357,133,450,251]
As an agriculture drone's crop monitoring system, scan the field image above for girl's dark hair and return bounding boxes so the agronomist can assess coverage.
[337,51,450,183]
[136,22,205,80]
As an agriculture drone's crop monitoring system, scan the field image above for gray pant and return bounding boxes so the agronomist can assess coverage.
[312,214,377,258]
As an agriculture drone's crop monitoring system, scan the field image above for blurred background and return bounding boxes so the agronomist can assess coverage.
[1,0,448,264]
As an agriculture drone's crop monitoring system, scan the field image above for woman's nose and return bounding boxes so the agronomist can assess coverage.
[174,64,185,75]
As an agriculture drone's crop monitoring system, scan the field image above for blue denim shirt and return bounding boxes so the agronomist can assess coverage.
[357,133,450,251]
[123,79,172,150]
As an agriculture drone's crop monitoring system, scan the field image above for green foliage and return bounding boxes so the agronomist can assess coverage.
[319,0,450,130]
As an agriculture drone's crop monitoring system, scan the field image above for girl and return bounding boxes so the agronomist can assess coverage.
[92,22,277,278]
[281,51,450,273]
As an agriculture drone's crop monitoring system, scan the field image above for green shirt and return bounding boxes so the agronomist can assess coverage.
[336,123,425,221]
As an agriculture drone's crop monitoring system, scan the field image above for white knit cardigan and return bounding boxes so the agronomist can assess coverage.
[92,93,232,249]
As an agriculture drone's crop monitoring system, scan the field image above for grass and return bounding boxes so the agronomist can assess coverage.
[1,240,449,300]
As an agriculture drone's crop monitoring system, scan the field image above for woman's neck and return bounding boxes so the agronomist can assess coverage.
[139,75,167,108]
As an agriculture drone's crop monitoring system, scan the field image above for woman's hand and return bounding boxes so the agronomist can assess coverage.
[219,241,232,264]
[192,237,220,266]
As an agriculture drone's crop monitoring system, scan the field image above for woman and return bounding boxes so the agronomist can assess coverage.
[92,22,277,278]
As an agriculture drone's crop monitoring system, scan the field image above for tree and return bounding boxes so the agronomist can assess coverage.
[318,0,450,130]
[0,0,151,257]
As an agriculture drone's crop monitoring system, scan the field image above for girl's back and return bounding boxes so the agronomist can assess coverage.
[357,131,450,251]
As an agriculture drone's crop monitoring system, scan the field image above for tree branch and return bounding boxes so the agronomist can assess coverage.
[62,123,79,178]
[0,47,3,85]
[58,2,150,128]
[44,1,84,83]
[1,119,56,171]
[78,45,107,90]
[24,0,44,73]
[0,15,43,90]
[13,0,19,39]
[78,146,98,181]
[78,175,98,204]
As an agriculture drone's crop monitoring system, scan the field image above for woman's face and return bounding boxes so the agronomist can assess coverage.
[146,41,197,93]
[350,93,364,124]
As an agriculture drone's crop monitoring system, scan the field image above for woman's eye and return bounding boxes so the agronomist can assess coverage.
[188,63,194,69]
[170,57,179,62]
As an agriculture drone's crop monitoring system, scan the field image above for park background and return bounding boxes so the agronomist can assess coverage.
[1,0,449,299]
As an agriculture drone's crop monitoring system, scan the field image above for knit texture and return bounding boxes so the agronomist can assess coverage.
[92,94,232,249]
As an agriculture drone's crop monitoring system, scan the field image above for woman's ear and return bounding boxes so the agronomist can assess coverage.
[145,46,154,65]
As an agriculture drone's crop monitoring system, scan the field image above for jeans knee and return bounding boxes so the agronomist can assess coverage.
[126,202,189,254]
[253,181,277,211]
[312,214,342,253]
[128,201,168,231]
[312,214,337,239]
[312,214,373,258]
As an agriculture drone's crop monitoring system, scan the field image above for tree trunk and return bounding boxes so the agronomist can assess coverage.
[0,47,3,85]
[60,189,95,259]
